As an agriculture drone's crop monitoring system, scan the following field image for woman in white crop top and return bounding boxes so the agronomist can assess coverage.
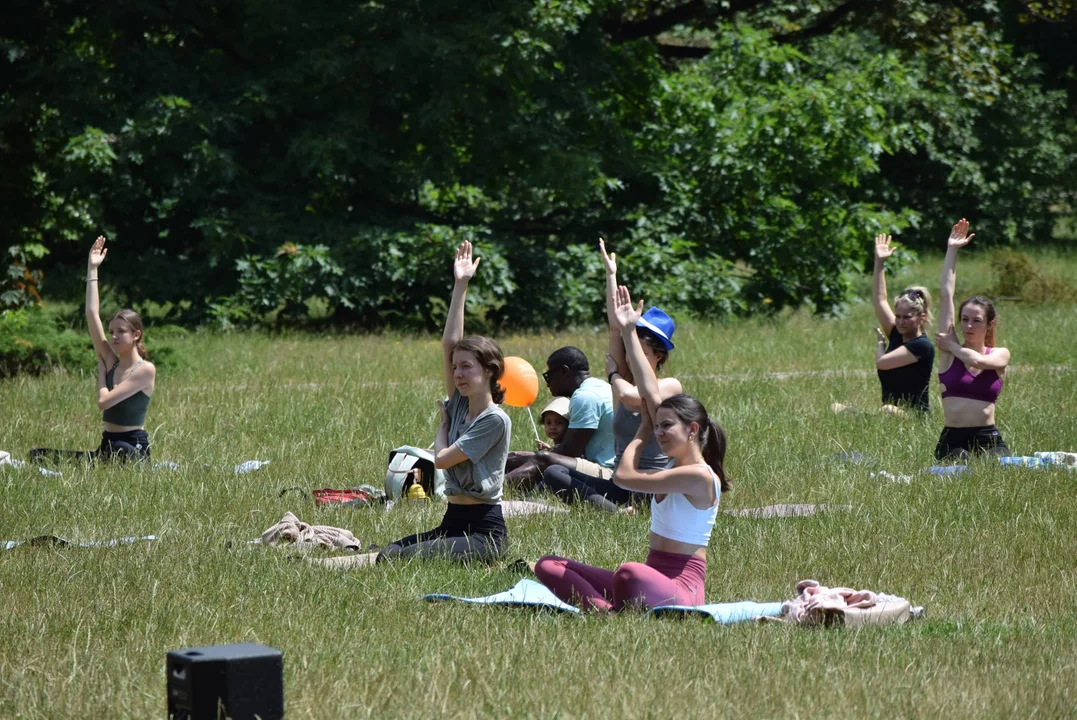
[535,292,729,611]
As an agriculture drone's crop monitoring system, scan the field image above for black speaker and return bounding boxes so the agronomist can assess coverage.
[166,643,283,720]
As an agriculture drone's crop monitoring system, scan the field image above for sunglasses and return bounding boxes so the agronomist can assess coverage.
[542,370,552,383]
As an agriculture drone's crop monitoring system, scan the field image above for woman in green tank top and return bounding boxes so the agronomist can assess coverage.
[30,236,156,464]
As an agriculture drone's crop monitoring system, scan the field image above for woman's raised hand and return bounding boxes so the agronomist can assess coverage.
[947,219,975,250]
[874,233,894,261]
[453,240,480,283]
[599,237,617,276]
[88,236,108,268]
[612,284,644,331]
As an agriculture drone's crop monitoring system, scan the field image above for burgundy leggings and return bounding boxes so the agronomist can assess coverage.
[535,549,707,612]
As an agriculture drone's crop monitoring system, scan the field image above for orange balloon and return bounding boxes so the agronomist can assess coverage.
[500,356,540,408]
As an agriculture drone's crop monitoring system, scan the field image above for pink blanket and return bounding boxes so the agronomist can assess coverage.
[781,579,879,625]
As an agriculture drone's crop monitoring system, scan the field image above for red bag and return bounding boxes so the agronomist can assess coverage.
[312,488,376,506]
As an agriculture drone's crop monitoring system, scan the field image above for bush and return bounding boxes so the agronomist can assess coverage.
[0,307,189,377]
[0,308,94,376]
[991,249,1077,304]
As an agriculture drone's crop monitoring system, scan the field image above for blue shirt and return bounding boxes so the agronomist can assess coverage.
[568,377,615,468]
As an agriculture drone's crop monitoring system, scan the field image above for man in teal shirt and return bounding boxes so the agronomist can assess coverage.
[503,346,615,488]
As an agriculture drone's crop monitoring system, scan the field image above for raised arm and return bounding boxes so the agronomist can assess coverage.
[872,234,896,333]
[938,219,973,368]
[442,241,479,397]
[85,236,119,367]
[600,238,628,383]
[613,285,676,425]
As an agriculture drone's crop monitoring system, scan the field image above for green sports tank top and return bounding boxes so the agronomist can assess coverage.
[102,361,152,427]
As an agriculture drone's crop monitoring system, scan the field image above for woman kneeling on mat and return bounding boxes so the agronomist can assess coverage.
[836,233,935,415]
[535,392,728,611]
[377,241,512,564]
[934,218,1010,460]
[31,236,155,464]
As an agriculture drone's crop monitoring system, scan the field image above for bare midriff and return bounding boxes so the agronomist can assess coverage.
[649,531,707,560]
[940,395,996,428]
[447,494,487,505]
[103,421,145,433]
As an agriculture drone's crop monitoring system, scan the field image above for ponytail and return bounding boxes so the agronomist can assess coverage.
[700,417,730,493]
[658,393,731,493]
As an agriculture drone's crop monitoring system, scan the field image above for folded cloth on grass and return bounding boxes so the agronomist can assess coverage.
[501,500,570,518]
[2,534,157,551]
[259,511,360,552]
[771,579,919,627]
[721,504,850,519]
[423,578,784,623]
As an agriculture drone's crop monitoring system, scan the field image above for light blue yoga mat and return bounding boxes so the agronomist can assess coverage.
[648,601,783,623]
[423,579,783,623]
[425,578,580,614]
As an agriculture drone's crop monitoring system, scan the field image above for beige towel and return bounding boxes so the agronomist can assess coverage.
[259,511,361,553]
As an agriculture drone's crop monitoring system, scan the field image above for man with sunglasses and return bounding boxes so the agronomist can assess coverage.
[505,346,615,491]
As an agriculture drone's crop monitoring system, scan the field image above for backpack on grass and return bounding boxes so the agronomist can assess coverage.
[385,446,446,500]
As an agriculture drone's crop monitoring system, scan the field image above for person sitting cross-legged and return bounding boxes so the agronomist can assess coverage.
[504,347,615,491]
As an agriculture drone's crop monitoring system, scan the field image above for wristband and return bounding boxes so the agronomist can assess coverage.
[87,278,99,283]
[607,370,620,383]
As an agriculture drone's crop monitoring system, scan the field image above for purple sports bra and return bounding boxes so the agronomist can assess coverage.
[938,347,1003,404]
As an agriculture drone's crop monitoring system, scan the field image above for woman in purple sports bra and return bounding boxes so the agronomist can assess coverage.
[933,218,1011,460]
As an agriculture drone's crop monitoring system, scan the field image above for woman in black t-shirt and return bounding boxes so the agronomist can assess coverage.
[833,233,935,414]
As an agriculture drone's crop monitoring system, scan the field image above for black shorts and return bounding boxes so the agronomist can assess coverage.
[934,425,1009,461]
[377,502,507,564]
[30,430,151,464]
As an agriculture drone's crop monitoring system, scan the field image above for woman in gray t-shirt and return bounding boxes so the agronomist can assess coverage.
[377,241,512,564]
[540,240,683,512]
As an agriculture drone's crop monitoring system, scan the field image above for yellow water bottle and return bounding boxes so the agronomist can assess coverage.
[407,477,428,502]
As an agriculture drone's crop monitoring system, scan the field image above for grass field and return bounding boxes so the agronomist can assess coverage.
[2,250,1076,718]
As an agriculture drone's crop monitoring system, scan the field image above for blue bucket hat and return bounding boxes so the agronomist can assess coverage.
[636,307,675,351]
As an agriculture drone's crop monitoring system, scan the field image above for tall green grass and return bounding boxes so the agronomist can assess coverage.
[1,251,1075,718]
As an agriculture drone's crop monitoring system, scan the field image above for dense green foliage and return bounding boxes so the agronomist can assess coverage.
[0,307,187,377]
[3,1,1075,326]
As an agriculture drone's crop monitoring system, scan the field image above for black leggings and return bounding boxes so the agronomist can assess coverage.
[30,430,151,465]
[377,502,507,564]
[540,465,643,513]
[934,425,1009,461]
